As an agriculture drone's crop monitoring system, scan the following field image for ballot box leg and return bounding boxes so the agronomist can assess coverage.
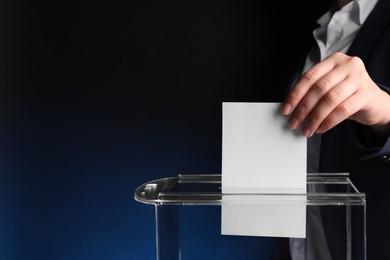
[155,205,179,260]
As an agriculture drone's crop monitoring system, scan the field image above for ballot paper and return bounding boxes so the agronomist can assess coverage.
[221,102,307,238]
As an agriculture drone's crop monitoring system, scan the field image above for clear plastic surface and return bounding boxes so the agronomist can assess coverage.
[134,173,366,260]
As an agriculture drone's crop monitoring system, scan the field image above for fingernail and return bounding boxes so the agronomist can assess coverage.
[281,103,292,115]
[316,127,324,134]
[302,128,312,137]
[288,118,299,129]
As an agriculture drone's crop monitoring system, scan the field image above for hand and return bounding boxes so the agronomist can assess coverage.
[281,52,390,138]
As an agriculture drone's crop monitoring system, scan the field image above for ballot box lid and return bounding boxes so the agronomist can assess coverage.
[134,173,365,206]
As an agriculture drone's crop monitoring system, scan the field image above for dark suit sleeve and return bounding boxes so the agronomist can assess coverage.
[351,82,390,161]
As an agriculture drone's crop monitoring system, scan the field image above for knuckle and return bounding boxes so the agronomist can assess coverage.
[333,52,344,59]
[296,104,310,117]
[338,102,354,116]
[349,56,364,69]
[313,79,329,93]
[302,69,318,82]
[324,91,340,106]
[306,115,320,127]
[288,92,301,104]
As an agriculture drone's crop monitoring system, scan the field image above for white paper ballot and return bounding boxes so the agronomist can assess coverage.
[221,102,307,238]
[221,195,306,238]
[221,102,306,194]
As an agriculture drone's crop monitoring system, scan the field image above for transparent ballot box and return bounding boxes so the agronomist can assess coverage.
[134,173,366,260]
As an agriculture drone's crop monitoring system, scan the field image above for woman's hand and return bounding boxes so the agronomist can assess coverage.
[281,52,390,138]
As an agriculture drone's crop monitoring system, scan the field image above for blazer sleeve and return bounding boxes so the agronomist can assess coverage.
[354,83,390,161]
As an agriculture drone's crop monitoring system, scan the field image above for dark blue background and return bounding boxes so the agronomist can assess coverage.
[0,1,332,259]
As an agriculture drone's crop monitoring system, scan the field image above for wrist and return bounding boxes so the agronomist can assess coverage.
[370,90,390,140]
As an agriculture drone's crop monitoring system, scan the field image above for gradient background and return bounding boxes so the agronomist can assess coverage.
[0,1,332,259]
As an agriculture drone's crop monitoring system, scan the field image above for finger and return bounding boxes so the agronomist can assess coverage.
[281,54,340,115]
[316,91,365,134]
[287,64,350,130]
[300,78,358,136]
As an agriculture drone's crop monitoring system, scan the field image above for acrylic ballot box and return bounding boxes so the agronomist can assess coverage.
[134,173,366,260]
